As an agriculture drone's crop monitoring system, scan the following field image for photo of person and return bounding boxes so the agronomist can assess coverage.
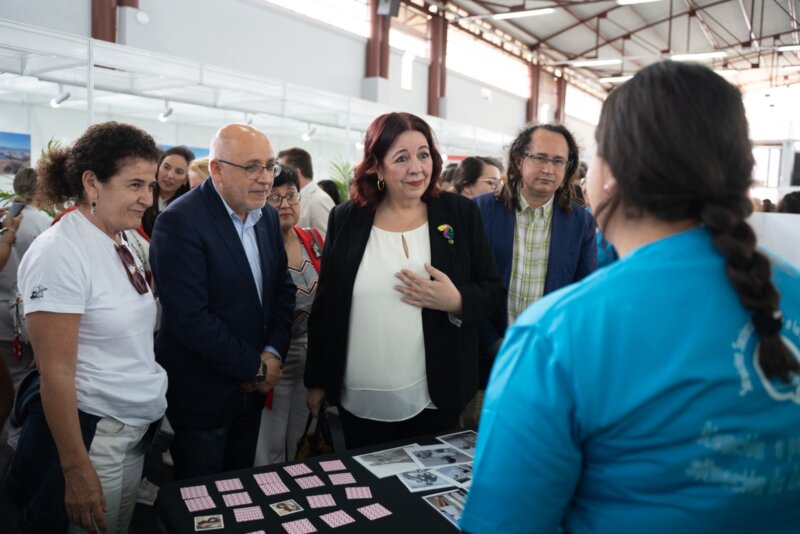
[194,514,224,531]
[423,489,467,528]
[437,430,478,457]
[405,444,472,469]
[433,463,473,488]
[270,499,304,516]
[353,443,420,478]
[397,468,455,493]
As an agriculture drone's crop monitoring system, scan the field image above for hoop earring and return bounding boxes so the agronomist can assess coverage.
[377,179,385,192]
[91,201,97,216]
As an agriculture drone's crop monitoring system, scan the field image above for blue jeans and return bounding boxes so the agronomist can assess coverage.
[170,391,263,480]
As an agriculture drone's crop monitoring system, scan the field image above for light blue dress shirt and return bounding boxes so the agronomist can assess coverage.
[461,227,800,533]
[212,182,281,359]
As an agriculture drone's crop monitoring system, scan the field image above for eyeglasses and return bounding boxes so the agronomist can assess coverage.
[115,244,149,295]
[479,178,503,190]
[520,152,570,171]
[217,159,282,180]
[266,192,301,207]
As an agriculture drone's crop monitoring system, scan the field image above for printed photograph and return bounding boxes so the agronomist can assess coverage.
[269,498,304,516]
[193,514,224,531]
[397,468,455,493]
[0,132,31,174]
[405,444,472,469]
[433,462,473,488]
[437,430,478,457]
[353,443,420,478]
[422,488,468,528]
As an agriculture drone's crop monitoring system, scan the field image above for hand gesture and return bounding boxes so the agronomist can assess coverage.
[63,462,107,534]
[394,263,463,314]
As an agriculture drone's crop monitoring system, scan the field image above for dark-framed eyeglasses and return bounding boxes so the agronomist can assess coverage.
[217,159,282,180]
[115,244,149,295]
[520,152,570,171]
[266,192,301,207]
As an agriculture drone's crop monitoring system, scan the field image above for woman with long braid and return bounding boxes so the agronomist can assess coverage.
[462,61,800,533]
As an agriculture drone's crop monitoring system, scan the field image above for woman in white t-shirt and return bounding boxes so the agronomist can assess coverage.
[10,122,167,534]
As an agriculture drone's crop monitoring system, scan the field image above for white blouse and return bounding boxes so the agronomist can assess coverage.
[341,222,434,421]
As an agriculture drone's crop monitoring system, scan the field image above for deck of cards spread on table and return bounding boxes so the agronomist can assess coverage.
[179,432,477,531]
[180,455,399,532]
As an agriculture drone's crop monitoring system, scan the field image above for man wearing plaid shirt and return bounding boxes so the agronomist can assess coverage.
[467,124,597,425]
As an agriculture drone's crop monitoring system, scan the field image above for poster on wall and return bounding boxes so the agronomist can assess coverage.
[0,132,32,175]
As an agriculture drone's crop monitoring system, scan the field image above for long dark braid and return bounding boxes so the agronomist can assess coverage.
[596,61,797,382]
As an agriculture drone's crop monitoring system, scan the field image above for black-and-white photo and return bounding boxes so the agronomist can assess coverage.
[433,463,473,488]
[397,468,455,493]
[437,430,478,457]
[353,443,420,478]
[405,444,472,469]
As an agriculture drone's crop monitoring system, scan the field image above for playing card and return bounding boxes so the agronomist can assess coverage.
[306,493,336,509]
[180,485,208,499]
[259,482,290,496]
[233,505,264,522]
[245,531,266,534]
[345,486,372,500]
[215,478,244,492]
[319,510,355,529]
[357,503,392,520]
[328,472,356,486]
[318,459,346,472]
[282,517,317,534]
[254,472,282,485]
[284,463,313,477]
[185,496,216,512]
[295,475,325,489]
[222,491,252,507]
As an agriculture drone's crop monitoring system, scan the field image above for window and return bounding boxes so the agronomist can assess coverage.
[446,27,529,98]
[564,85,602,126]
[262,0,370,38]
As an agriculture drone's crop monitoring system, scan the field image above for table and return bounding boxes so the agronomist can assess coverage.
[155,435,463,533]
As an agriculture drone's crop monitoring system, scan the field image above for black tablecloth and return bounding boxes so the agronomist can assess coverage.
[155,435,461,533]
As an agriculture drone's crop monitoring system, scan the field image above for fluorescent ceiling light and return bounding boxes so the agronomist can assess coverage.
[617,0,665,5]
[493,8,554,20]
[598,75,633,84]
[671,51,728,61]
[50,90,70,108]
[301,126,316,142]
[571,58,623,68]
[783,65,800,72]
[777,44,800,52]
[158,105,173,122]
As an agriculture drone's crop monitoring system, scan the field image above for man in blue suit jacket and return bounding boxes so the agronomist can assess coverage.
[151,124,295,479]
[468,124,597,424]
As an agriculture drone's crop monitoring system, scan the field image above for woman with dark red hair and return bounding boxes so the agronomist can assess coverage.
[304,112,502,448]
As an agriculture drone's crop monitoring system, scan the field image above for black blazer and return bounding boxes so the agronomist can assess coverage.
[305,192,502,412]
[150,179,296,429]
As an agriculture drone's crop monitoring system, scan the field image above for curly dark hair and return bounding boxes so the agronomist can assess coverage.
[594,60,796,383]
[498,123,579,212]
[350,112,442,211]
[37,121,161,205]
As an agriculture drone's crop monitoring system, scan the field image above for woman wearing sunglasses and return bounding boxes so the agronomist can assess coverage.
[9,122,167,534]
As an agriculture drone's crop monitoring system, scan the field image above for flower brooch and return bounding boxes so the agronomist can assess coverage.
[437,224,454,245]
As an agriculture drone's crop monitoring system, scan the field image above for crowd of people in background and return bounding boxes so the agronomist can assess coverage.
[0,60,799,533]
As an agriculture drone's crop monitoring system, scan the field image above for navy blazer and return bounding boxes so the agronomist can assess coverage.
[150,179,295,429]
[305,192,503,412]
[475,193,597,382]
